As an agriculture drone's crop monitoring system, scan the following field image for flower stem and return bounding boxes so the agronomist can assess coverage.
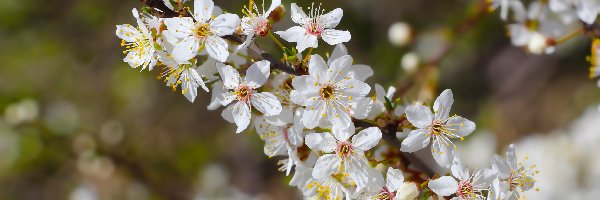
[268,32,285,49]
[554,28,584,45]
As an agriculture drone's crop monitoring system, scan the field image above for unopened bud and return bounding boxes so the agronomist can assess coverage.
[396,182,419,200]
[527,32,552,54]
[268,5,286,23]
[388,22,413,47]
[401,52,420,73]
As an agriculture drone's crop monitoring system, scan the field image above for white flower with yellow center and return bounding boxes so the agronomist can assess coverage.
[305,125,382,189]
[254,108,304,158]
[116,8,158,71]
[400,89,476,168]
[291,55,371,130]
[359,167,418,200]
[238,0,281,51]
[428,157,497,200]
[217,61,282,133]
[491,144,538,200]
[275,3,351,52]
[164,0,240,63]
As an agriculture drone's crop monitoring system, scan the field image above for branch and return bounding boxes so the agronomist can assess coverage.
[222,35,302,76]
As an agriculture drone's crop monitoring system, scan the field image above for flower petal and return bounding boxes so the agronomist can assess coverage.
[472,168,498,190]
[231,102,251,133]
[446,116,475,137]
[327,101,352,130]
[309,54,328,80]
[206,36,229,62]
[312,154,342,179]
[305,132,337,153]
[491,154,512,179]
[428,176,458,197]
[172,36,201,63]
[507,144,518,170]
[290,3,309,25]
[327,55,352,82]
[328,44,348,65]
[405,104,433,129]
[116,24,141,42]
[348,64,373,82]
[400,129,430,152]
[163,17,195,38]
[347,153,369,188]
[321,29,351,45]
[337,79,371,100]
[297,34,319,53]
[386,167,404,192]
[451,156,470,181]
[432,139,454,168]
[303,101,326,129]
[351,127,382,152]
[245,60,271,88]
[433,89,454,120]
[318,8,343,28]
[275,26,306,42]
[194,0,214,22]
[251,92,282,116]
[210,13,240,36]
[266,0,282,16]
[207,81,225,110]
[217,63,241,89]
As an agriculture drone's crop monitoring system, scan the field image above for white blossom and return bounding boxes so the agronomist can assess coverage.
[291,54,371,130]
[388,22,412,47]
[275,3,351,52]
[238,0,281,50]
[116,9,158,70]
[217,61,282,133]
[400,89,476,168]
[305,125,382,189]
[164,0,240,63]
[359,167,416,200]
[428,157,497,199]
[491,144,538,200]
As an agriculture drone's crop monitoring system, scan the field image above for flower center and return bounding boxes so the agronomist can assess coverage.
[235,85,253,102]
[306,22,323,36]
[256,20,271,36]
[336,142,353,158]
[377,187,395,200]
[195,23,211,38]
[430,121,444,136]
[320,85,335,99]
[457,180,475,198]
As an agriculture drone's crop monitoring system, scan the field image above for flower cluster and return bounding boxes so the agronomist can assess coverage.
[115,0,539,199]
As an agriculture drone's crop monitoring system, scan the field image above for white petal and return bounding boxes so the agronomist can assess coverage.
[115,24,141,42]
[221,105,235,123]
[432,140,454,168]
[351,97,373,120]
[275,26,306,42]
[290,3,309,25]
[348,64,373,82]
[351,127,382,152]
[303,102,326,129]
[428,176,458,197]
[327,55,352,82]
[217,63,241,89]
[194,0,214,22]
[331,124,354,142]
[309,54,328,79]
[297,34,319,53]
[472,168,498,189]
[312,154,342,179]
[210,13,240,36]
[318,8,343,28]
[446,116,476,137]
[321,29,351,45]
[400,129,430,152]
[265,108,293,126]
[219,92,237,106]
[208,81,225,110]
[305,132,337,153]
[338,79,371,100]
[507,144,518,170]
[163,17,195,38]
[451,156,470,181]
[206,36,229,62]
[405,104,433,129]
[328,44,348,65]
[433,89,454,120]
[172,36,201,63]
[347,153,370,188]
[491,154,512,179]
[244,60,271,88]
[251,92,282,116]
[327,102,352,130]
[386,167,404,192]
[231,102,252,133]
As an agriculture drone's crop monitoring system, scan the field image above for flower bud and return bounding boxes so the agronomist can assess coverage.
[388,22,413,47]
[401,52,420,73]
[268,5,286,23]
[396,182,419,200]
[527,32,550,54]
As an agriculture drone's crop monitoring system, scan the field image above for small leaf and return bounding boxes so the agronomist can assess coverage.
[384,96,394,112]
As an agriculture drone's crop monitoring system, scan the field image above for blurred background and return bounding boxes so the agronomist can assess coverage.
[0,0,599,199]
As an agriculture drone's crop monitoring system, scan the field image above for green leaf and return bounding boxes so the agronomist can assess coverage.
[384,96,394,112]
